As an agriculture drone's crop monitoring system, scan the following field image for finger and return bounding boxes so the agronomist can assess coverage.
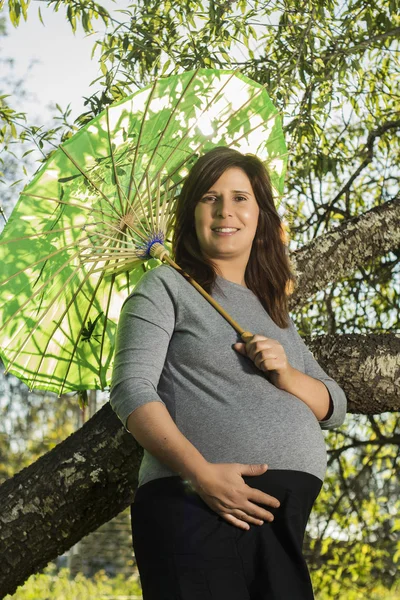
[232,342,247,355]
[249,342,274,362]
[244,502,275,522]
[249,489,281,508]
[255,355,277,372]
[231,508,266,526]
[223,514,250,530]
[248,334,270,343]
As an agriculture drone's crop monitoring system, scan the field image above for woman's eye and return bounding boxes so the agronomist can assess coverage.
[201,196,246,202]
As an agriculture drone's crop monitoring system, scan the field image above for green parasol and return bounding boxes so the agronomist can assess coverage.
[0,67,287,399]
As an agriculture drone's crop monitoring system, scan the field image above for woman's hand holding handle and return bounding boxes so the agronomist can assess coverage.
[189,462,280,530]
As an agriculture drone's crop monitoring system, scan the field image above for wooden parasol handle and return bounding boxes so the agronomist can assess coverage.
[150,242,254,343]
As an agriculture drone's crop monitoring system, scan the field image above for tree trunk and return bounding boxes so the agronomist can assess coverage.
[0,404,141,598]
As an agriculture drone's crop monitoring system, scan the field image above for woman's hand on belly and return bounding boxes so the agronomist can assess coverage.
[187,461,281,530]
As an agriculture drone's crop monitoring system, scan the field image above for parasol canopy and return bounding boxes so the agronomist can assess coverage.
[0,67,287,397]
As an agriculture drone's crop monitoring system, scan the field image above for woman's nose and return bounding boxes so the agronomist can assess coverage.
[215,199,233,217]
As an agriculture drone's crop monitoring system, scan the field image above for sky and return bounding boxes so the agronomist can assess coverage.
[0,0,128,127]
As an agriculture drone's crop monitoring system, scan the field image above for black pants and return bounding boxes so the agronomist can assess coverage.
[130,469,322,600]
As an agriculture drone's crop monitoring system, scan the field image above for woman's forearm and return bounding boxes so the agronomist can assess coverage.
[126,401,210,485]
[276,365,333,421]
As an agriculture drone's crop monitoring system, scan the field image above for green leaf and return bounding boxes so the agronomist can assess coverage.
[38,5,44,25]
[20,0,28,20]
[10,178,23,187]
[77,390,88,410]
[161,58,172,76]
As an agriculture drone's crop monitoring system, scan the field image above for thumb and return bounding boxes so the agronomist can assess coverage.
[240,464,268,475]
[232,342,247,355]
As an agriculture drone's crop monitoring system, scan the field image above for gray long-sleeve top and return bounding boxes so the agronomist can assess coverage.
[110,264,347,488]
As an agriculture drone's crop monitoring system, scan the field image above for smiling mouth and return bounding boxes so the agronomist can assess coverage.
[212,229,240,235]
[211,227,240,231]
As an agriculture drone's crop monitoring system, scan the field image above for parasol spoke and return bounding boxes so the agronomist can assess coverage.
[31,254,112,392]
[106,104,127,216]
[0,237,92,290]
[0,223,109,246]
[81,247,139,260]
[20,192,119,222]
[6,234,120,391]
[145,173,157,234]
[127,74,160,205]
[57,234,130,394]
[28,266,103,389]
[159,176,175,236]
[0,243,90,336]
[80,226,143,248]
[0,217,144,291]
[96,269,117,390]
[90,256,143,277]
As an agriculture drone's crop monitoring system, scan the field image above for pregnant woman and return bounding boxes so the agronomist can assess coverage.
[110,146,347,599]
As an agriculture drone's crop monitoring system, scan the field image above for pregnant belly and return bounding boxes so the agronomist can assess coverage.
[178,392,328,482]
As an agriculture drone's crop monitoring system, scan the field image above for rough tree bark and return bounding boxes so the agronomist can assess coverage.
[1,404,141,598]
[289,194,400,306]
[1,196,399,597]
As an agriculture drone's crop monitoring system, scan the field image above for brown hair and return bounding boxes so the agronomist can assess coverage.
[171,146,297,329]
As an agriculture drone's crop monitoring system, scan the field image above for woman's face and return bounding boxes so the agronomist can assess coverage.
[194,166,260,263]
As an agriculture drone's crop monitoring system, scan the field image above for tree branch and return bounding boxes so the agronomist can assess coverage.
[289,193,400,306]
[329,120,400,206]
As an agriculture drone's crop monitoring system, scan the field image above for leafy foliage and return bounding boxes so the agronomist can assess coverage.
[3,564,142,599]
[3,563,400,599]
